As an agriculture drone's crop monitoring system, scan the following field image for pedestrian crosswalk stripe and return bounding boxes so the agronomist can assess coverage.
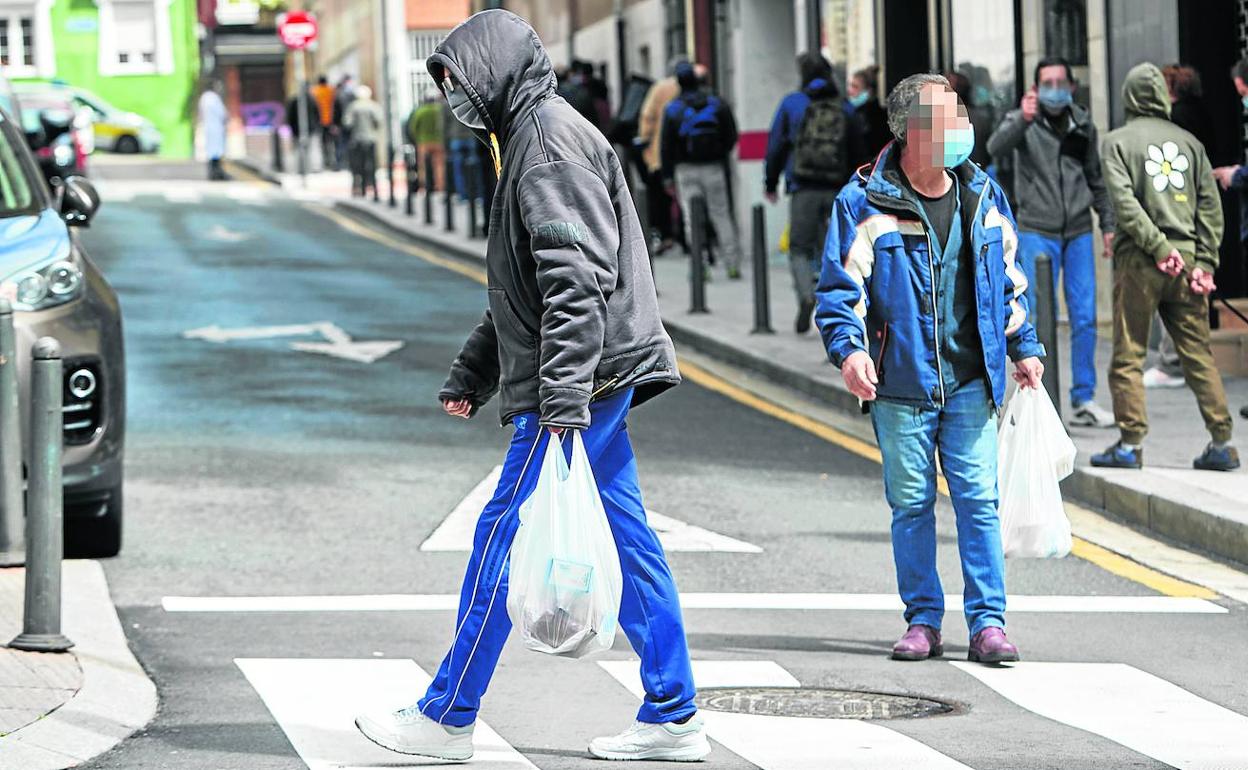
[599,660,973,769]
[952,661,1248,770]
[163,592,1227,614]
[421,465,763,553]
[235,658,538,769]
[163,188,203,203]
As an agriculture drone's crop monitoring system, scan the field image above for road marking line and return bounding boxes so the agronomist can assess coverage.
[678,357,1219,600]
[600,660,972,769]
[315,202,1226,601]
[309,203,489,284]
[236,658,537,769]
[163,593,1225,614]
[163,188,202,203]
[421,466,762,553]
[951,661,1248,769]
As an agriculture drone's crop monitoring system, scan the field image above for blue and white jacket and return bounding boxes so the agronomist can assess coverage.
[814,143,1044,409]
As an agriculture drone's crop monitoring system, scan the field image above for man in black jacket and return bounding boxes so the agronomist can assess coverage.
[353,10,707,764]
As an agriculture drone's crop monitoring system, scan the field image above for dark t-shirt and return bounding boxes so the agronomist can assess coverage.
[914,179,957,251]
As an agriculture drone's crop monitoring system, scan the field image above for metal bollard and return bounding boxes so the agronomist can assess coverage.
[750,204,774,334]
[443,156,455,233]
[689,195,709,314]
[271,126,284,173]
[0,301,23,566]
[404,147,415,217]
[467,161,480,239]
[1033,254,1062,416]
[10,338,73,653]
[424,152,435,226]
[387,144,397,208]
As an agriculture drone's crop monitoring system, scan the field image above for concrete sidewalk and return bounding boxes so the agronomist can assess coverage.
[0,562,156,769]
[240,158,1248,568]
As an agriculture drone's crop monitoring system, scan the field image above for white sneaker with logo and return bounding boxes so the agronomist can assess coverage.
[1143,366,1186,389]
[1070,400,1116,428]
[354,705,474,760]
[588,714,711,761]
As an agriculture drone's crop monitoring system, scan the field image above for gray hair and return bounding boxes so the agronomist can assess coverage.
[886,73,951,144]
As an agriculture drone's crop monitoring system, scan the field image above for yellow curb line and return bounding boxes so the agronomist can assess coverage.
[311,201,1219,601]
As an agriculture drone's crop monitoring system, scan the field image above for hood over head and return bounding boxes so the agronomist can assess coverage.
[798,52,832,87]
[675,61,699,92]
[426,10,556,142]
[803,77,839,99]
[1122,62,1171,120]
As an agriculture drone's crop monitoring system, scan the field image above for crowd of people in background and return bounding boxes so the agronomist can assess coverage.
[264,43,1244,471]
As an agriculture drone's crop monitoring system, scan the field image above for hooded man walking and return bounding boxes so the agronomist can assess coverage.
[353,11,707,763]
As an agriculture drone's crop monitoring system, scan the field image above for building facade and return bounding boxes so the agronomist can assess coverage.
[4,0,200,156]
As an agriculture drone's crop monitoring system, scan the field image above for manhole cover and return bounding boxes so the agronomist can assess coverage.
[695,687,956,720]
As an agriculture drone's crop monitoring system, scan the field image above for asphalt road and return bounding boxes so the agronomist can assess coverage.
[77,163,1248,769]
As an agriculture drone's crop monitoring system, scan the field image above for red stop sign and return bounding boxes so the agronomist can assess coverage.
[278,11,318,50]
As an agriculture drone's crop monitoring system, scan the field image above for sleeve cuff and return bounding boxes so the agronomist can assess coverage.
[539,388,592,430]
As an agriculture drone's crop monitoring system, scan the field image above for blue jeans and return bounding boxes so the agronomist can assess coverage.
[418,389,697,727]
[870,380,1006,638]
[1017,231,1097,406]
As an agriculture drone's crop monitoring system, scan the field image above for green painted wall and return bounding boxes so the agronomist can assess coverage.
[18,0,200,157]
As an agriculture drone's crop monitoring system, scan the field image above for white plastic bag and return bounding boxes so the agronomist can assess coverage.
[507,431,623,658]
[997,386,1077,558]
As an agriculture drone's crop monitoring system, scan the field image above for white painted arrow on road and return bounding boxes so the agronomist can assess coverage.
[182,321,403,364]
[420,465,763,553]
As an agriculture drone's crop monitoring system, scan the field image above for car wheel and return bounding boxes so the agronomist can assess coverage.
[114,136,140,154]
[65,484,123,558]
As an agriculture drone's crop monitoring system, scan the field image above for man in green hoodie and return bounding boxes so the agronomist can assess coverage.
[1093,63,1239,472]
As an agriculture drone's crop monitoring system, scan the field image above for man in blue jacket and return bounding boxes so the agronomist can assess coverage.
[815,74,1045,664]
[765,52,865,332]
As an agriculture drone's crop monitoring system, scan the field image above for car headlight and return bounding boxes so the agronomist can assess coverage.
[0,258,83,311]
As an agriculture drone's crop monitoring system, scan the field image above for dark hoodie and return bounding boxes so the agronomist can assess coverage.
[428,10,679,429]
[1101,63,1223,271]
[764,77,864,194]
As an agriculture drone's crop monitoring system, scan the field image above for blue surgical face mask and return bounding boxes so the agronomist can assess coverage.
[848,90,870,108]
[1241,94,1248,111]
[442,79,486,130]
[1038,86,1073,113]
[942,124,975,168]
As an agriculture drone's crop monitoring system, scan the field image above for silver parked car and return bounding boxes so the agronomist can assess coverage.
[0,105,124,557]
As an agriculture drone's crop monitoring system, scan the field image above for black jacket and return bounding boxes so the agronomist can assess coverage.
[429,10,680,429]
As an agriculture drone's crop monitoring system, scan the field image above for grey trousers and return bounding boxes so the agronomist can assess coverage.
[788,188,838,304]
[675,162,742,271]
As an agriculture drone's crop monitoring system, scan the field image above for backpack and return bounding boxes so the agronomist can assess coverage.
[678,95,725,162]
[793,95,848,186]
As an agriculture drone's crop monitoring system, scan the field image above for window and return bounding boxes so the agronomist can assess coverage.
[0,11,41,75]
[408,29,445,102]
[0,117,36,217]
[98,0,173,75]
[113,1,156,66]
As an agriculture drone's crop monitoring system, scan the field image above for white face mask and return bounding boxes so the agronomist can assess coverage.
[442,78,486,130]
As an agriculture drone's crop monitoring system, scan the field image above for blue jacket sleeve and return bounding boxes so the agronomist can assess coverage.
[994,186,1045,361]
[814,190,871,367]
[763,100,791,194]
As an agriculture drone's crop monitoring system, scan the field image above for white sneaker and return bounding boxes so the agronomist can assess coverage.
[1143,367,1186,389]
[1070,400,1116,428]
[354,705,474,760]
[588,714,711,762]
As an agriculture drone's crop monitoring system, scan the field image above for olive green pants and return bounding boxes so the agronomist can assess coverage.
[1109,246,1233,445]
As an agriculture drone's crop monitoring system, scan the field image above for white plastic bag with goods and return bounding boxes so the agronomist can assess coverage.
[997,386,1077,558]
[507,431,623,658]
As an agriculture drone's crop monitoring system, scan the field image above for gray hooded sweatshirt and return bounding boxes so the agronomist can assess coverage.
[430,10,680,429]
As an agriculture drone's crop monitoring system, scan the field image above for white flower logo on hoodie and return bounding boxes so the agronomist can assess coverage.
[1144,142,1189,192]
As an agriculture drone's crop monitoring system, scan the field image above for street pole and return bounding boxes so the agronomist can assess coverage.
[379,0,397,208]
[1034,253,1062,416]
[0,300,23,566]
[295,48,309,189]
[10,338,72,653]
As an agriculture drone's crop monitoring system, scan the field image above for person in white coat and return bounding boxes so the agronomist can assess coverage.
[198,81,228,181]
